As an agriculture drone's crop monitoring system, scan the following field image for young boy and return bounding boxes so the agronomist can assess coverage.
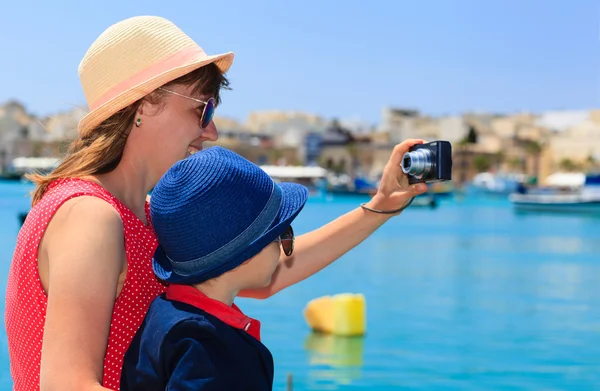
[120,146,308,390]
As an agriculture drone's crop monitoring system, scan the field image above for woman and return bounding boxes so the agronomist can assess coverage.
[4,15,427,391]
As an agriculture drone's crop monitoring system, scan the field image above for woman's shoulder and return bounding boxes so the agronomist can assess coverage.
[32,178,119,217]
[39,177,125,223]
[54,195,123,229]
[42,195,125,267]
[22,179,125,250]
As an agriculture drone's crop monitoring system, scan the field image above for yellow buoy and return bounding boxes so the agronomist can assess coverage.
[303,293,366,336]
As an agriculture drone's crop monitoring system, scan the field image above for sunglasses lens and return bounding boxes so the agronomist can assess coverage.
[201,98,215,128]
[280,226,294,256]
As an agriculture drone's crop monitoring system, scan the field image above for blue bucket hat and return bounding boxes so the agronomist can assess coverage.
[150,146,309,284]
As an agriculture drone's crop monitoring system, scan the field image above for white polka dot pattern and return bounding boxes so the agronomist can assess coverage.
[5,178,167,390]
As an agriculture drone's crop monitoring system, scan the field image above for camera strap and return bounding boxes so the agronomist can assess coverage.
[359,196,415,215]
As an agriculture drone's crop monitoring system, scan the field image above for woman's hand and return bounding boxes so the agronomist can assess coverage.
[365,139,429,213]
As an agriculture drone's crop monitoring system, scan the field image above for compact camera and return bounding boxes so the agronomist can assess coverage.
[401,140,452,184]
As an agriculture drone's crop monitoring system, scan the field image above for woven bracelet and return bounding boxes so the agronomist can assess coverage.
[359,196,415,215]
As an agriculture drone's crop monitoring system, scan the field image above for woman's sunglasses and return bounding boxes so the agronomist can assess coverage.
[277,226,295,257]
[158,87,215,129]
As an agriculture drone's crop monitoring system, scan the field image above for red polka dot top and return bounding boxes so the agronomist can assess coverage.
[5,178,167,390]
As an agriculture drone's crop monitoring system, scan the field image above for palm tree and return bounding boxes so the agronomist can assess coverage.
[559,158,578,172]
[522,140,542,178]
[345,141,359,176]
[459,125,478,145]
[586,154,597,171]
[494,150,505,171]
[507,157,523,172]
[473,154,492,173]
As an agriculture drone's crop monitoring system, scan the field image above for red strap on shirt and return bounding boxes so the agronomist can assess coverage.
[166,284,261,341]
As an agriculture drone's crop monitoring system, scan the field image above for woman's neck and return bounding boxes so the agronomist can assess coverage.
[87,158,155,224]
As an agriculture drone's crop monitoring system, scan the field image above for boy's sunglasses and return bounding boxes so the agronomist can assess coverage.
[277,226,295,256]
[158,87,215,129]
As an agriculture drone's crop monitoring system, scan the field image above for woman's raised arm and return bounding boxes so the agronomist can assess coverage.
[241,139,428,299]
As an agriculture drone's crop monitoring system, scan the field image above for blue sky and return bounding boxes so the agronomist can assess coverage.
[0,0,598,125]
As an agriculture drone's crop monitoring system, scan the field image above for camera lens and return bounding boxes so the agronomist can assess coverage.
[401,149,432,178]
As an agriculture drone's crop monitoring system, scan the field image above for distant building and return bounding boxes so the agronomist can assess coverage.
[3,99,598,186]
[377,107,421,144]
[302,132,324,166]
[546,110,600,170]
[244,111,329,149]
[0,101,48,173]
[315,120,376,177]
[41,107,87,142]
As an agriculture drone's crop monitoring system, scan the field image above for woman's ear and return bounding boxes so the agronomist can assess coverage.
[137,93,164,118]
[137,99,148,116]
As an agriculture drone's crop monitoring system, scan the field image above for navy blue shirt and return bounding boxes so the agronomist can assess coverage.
[121,284,274,390]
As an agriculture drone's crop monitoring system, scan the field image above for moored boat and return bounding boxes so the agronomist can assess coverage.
[509,173,600,214]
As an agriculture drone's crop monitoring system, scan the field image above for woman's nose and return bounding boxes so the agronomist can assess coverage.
[202,120,218,142]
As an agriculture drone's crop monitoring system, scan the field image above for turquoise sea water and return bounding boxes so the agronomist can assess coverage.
[1,180,599,390]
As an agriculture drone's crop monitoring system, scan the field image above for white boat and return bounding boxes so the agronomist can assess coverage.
[468,172,528,195]
[259,165,328,180]
[509,173,600,214]
[12,156,60,174]
[259,165,329,195]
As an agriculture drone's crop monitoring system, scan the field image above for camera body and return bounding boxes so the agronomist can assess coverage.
[401,140,452,184]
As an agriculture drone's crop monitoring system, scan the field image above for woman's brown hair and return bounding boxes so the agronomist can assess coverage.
[27,63,230,206]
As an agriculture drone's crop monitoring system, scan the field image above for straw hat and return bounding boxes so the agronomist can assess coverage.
[77,16,234,134]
